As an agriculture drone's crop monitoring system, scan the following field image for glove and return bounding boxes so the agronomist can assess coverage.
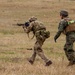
[25,22,29,27]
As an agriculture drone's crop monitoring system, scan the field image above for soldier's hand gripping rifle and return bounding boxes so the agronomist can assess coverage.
[16,22,33,50]
[16,22,32,38]
[17,21,29,29]
[16,22,34,39]
[16,22,29,32]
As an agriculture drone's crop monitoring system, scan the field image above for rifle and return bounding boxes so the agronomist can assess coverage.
[13,22,34,39]
[17,23,25,26]
[13,22,29,32]
[17,22,30,35]
[16,21,29,27]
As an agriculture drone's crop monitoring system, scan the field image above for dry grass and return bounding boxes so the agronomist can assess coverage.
[0,0,75,75]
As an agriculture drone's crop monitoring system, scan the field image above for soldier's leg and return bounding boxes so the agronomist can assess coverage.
[35,41,52,66]
[67,43,75,62]
[35,31,52,66]
[64,44,70,61]
[28,50,36,64]
[28,42,37,64]
[65,35,75,65]
[65,43,75,66]
[64,43,74,60]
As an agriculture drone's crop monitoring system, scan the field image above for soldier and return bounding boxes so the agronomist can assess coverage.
[54,10,75,66]
[23,17,52,66]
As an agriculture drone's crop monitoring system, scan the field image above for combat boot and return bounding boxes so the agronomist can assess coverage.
[27,58,34,65]
[28,60,34,64]
[45,60,52,66]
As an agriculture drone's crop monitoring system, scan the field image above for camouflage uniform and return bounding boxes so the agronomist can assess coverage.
[54,17,75,64]
[24,17,52,66]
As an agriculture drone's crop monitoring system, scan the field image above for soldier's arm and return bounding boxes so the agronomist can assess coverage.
[24,22,33,33]
[54,20,67,42]
[54,31,61,42]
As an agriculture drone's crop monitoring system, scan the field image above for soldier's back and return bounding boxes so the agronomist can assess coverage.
[31,21,46,32]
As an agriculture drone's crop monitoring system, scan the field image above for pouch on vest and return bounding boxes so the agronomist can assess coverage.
[44,31,50,38]
[63,20,75,34]
[40,30,50,38]
[35,30,50,39]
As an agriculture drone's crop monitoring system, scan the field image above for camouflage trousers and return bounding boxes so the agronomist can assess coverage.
[29,30,50,63]
[64,32,75,62]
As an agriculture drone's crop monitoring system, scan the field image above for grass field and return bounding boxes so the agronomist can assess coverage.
[0,0,75,75]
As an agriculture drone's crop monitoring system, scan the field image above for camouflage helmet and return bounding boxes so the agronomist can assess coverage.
[29,16,37,22]
[60,10,68,17]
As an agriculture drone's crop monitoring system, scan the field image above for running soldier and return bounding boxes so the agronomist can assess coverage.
[54,10,75,66]
[23,17,52,66]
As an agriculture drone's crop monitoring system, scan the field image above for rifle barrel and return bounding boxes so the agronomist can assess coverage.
[17,24,24,26]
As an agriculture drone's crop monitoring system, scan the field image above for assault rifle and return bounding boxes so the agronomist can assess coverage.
[13,22,30,33]
[13,22,33,50]
[16,21,30,28]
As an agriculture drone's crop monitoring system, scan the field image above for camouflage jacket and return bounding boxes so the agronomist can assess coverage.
[25,20,46,35]
[54,17,74,39]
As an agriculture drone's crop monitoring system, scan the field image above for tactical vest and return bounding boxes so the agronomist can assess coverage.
[63,20,75,34]
[32,21,46,34]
